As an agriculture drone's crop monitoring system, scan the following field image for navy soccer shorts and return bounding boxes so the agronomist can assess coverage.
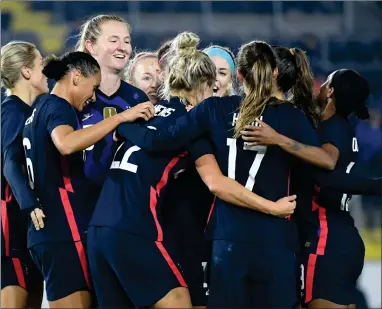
[87,226,187,308]
[207,240,298,308]
[301,237,365,306]
[30,240,91,301]
[1,253,42,291]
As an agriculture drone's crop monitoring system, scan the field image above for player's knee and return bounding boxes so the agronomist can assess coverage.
[155,287,191,308]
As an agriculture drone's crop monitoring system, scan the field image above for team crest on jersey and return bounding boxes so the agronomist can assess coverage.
[103,107,117,119]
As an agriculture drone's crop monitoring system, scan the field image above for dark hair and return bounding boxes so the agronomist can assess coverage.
[235,41,277,137]
[273,46,320,127]
[273,46,297,93]
[330,69,370,120]
[43,51,100,82]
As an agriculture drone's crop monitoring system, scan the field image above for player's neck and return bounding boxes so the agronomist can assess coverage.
[51,83,74,106]
[9,83,36,107]
[99,69,121,97]
[272,89,285,101]
[321,101,335,121]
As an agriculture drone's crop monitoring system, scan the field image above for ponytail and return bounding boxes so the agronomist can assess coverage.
[290,48,321,127]
[43,51,100,82]
[234,41,276,138]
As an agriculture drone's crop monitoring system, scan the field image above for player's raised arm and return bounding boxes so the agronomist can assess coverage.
[241,117,337,170]
[41,52,154,156]
[117,90,214,152]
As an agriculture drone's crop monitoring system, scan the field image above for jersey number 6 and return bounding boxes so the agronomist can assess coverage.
[22,137,35,189]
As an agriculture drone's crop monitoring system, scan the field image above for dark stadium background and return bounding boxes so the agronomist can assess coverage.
[1,1,381,307]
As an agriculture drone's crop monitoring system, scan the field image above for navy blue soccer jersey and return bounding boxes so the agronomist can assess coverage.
[1,95,39,257]
[310,114,362,251]
[79,81,148,189]
[316,114,359,212]
[89,98,213,241]
[117,96,320,246]
[23,94,98,247]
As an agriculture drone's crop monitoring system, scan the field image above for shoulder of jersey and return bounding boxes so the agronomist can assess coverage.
[120,80,148,101]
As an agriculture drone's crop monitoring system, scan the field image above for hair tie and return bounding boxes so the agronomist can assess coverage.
[289,48,295,56]
[159,50,172,65]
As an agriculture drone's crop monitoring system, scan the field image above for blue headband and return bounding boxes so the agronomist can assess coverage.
[204,47,235,75]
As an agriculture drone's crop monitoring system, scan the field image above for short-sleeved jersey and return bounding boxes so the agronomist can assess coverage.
[23,94,98,247]
[89,98,213,241]
[1,95,36,256]
[117,96,320,248]
[79,81,148,189]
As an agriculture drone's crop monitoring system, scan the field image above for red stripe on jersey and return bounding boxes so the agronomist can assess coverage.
[150,186,163,242]
[1,200,10,256]
[58,188,91,289]
[304,201,328,303]
[60,156,74,193]
[12,257,27,289]
[205,196,216,233]
[156,152,187,195]
[305,253,317,303]
[149,154,188,287]
[316,205,328,255]
[155,241,187,287]
[5,183,12,203]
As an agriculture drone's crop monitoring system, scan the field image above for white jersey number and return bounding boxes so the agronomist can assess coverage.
[22,137,35,189]
[111,142,141,173]
[226,138,267,191]
[340,162,355,211]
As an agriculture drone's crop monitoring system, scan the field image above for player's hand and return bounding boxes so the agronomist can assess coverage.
[30,208,46,231]
[119,101,155,122]
[271,195,297,218]
[241,117,282,146]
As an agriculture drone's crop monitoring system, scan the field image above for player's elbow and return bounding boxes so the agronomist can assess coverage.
[324,159,336,171]
[55,143,75,156]
[205,176,225,196]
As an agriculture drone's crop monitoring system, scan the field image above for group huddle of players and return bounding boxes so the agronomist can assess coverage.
[1,13,382,309]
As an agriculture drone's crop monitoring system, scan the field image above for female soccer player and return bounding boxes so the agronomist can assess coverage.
[116,38,346,307]
[124,52,162,104]
[22,51,154,308]
[75,14,150,190]
[243,68,378,308]
[1,41,46,309]
[88,33,296,309]
[204,45,236,97]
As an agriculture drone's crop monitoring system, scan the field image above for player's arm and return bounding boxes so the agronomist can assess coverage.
[314,165,382,196]
[241,118,337,170]
[195,154,296,218]
[51,102,154,155]
[116,100,211,152]
[3,143,40,213]
[2,107,45,230]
